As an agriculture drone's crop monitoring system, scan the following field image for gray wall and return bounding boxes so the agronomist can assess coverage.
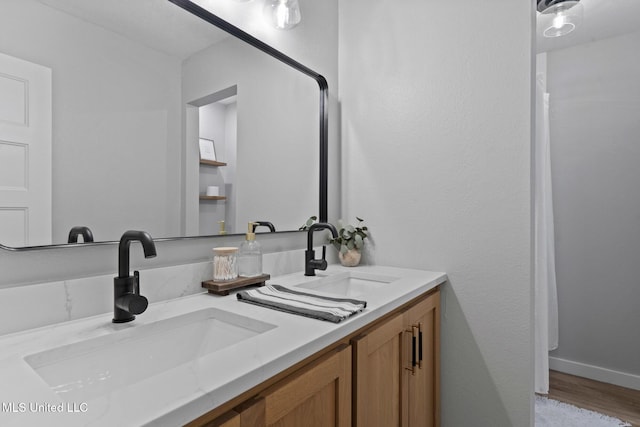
[0,0,183,245]
[339,1,533,425]
[548,30,640,381]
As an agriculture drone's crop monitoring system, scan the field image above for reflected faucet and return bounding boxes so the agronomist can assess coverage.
[252,221,276,233]
[305,223,338,276]
[113,230,157,323]
[67,226,94,243]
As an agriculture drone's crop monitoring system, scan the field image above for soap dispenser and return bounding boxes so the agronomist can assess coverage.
[238,222,263,277]
[217,220,227,235]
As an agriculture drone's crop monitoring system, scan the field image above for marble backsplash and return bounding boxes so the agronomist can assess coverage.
[0,249,305,337]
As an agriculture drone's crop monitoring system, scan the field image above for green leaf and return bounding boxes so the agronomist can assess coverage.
[355,234,363,248]
[340,244,348,254]
[356,216,364,222]
[345,225,355,233]
[347,240,355,250]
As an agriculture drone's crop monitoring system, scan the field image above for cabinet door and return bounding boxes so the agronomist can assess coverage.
[353,291,441,427]
[406,292,440,427]
[352,313,407,427]
[261,345,351,427]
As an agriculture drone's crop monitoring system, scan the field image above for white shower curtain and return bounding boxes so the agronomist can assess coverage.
[534,74,559,394]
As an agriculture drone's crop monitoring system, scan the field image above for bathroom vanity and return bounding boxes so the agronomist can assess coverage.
[193,286,440,427]
[0,265,445,426]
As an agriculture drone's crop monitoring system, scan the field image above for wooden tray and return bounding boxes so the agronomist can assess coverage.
[202,273,270,296]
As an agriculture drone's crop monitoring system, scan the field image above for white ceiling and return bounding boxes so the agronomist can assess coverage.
[537,0,640,52]
[36,0,230,59]
[37,1,640,59]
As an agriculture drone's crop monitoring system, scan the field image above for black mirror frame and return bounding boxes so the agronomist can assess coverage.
[169,0,328,222]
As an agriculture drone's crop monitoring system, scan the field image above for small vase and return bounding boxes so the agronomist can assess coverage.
[339,249,361,267]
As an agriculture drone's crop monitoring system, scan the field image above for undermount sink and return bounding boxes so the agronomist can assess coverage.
[24,308,275,402]
[295,271,399,297]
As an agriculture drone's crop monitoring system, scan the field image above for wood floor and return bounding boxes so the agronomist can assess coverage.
[545,370,640,426]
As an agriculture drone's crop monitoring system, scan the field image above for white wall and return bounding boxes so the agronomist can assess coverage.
[0,0,182,244]
[547,30,640,384]
[339,1,533,425]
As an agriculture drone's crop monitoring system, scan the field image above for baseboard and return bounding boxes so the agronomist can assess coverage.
[549,356,640,391]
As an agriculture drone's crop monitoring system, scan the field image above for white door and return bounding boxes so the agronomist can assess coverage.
[0,52,52,247]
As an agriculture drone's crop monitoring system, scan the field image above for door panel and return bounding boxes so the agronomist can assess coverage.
[263,345,351,427]
[271,382,336,427]
[0,51,52,247]
[353,313,406,427]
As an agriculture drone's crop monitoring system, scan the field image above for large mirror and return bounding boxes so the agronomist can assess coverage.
[0,0,326,249]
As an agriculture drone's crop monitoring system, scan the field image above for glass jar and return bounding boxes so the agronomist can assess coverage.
[212,247,238,281]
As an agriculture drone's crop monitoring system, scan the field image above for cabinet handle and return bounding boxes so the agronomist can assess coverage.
[411,334,417,368]
[404,329,416,375]
[418,322,423,369]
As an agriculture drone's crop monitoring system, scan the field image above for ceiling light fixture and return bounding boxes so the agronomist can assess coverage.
[538,0,583,38]
[263,0,301,30]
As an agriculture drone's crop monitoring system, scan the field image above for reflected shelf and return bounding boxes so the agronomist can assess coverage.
[200,160,227,167]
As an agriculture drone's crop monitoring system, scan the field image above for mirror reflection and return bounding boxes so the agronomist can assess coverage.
[0,0,319,248]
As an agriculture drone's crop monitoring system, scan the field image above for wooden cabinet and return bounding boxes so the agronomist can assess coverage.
[259,344,351,427]
[209,345,351,427]
[188,289,439,427]
[353,291,440,427]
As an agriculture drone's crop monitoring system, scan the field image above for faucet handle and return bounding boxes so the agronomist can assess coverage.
[113,272,148,320]
[127,270,148,314]
[117,293,148,316]
[133,270,140,295]
[312,247,328,271]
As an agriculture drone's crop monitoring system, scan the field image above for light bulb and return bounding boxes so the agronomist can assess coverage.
[276,2,289,28]
[541,1,582,38]
[552,12,566,30]
[263,0,301,30]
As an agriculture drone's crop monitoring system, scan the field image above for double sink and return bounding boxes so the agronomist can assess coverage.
[24,270,398,403]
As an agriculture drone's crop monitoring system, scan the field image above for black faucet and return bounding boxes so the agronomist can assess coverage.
[113,230,157,323]
[67,226,94,243]
[305,223,338,276]
[252,221,276,233]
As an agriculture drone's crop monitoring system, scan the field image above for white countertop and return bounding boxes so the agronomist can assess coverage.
[0,265,446,427]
